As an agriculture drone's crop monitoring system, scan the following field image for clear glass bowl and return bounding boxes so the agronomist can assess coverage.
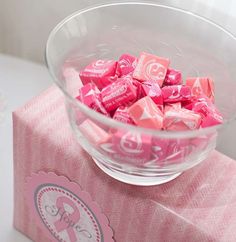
[46,2,236,186]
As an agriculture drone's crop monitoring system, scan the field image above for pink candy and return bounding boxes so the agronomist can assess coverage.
[116,54,137,77]
[162,85,192,103]
[164,68,182,86]
[190,97,223,127]
[113,106,134,125]
[166,139,190,163]
[142,82,163,110]
[79,119,111,145]
[133,52,170,86]
[78,83,109,116]
[163,106,202,131]
[111,131,151,165]
[76,52,223,131]
[112,130,151,163]
[101,77,137,112]
[131,78,144,101]
[100,131,152,165]
[151,137,169,163]
[79,60,117,90]
[186,77,215,102]
[128,96,163,129]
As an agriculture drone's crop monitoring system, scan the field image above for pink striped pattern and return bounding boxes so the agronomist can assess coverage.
[13,85,236,242]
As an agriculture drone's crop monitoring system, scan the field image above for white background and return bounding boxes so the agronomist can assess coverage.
[0,0,236,241]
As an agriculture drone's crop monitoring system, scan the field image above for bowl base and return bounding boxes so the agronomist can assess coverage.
[93,158,182,186]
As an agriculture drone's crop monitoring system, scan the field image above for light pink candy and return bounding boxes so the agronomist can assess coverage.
[164,68,182,86]
[162,85,192,103]
[79,119,111,145]
[78,83,108,115]
[133,52,170,86]
[101,77,137,112]
[151,137,169,164]
[79,60,117,90]
[163,107,202,131]
[186,77,215,102]
[116,54,137,77]
[166,139,190,163]
[164,102,182,112]
[128,96,164,130]
[112,106,135,125]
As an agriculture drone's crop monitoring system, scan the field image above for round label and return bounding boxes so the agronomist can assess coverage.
[26,172,113,242]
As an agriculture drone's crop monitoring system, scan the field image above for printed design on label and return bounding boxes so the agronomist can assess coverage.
[26,172,114,242]
[143,59,165,81]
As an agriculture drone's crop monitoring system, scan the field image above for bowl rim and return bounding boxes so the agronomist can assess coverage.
[45,1,236,138]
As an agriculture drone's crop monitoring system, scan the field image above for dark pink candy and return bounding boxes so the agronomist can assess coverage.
[116,54,137,77]
[79,59,117,90]
[164,68,182,86]
[162,85,192,103]
[101,77,137,112]
[78,83,109,116]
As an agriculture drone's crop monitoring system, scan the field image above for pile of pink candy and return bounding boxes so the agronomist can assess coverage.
[77,52,223,131]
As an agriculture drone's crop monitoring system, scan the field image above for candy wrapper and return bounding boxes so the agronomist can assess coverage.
[189,96,223,127]
[129,96,164,129]
[142,81,163,110]
[103,130,152,165]
[133,52,170,86]
[79,119,111,145]
[79,59,117,90]
[164,68,182,86]
[163,106,201,131]
[162,85,192,103]
[116,53,137,77]
[77,83,108,115]
[101,77,137,112]
[112,106,135,125]
[186,77,215,102]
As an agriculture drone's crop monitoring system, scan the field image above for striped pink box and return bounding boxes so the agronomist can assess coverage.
[13,85,236,242]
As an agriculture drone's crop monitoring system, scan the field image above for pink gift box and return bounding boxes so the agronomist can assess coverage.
[13,85,236,242]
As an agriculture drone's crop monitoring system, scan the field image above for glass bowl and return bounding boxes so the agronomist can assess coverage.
[46,2,236,186]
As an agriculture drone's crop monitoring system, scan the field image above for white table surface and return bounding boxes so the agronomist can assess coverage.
[0,54,52,242]
[0,51,236,241]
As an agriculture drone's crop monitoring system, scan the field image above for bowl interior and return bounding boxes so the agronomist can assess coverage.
[46,2,236,130]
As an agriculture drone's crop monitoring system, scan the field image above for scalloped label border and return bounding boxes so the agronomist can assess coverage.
[25,172,114,242]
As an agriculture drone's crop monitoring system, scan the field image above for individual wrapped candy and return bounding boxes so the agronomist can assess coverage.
[163,106,201,131]
[165,139,190,163]
[130,78,144,101]
[186,77,215,102]
[190,96,223,127]
[128,96,163,129]
[79,119,111,145]
[116,53,137,77]
[77,83,109,115]
[121,74,144,102]
[112,106,135,125]
[100,131,151,165]
[101,77,137,112]
[162,85,192,103]
[163,68,182,86]
[142,81,163,111]
[164,102,182,112]
[133,52,170,86]
[79,59,117,90]
[151,137,169,163]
